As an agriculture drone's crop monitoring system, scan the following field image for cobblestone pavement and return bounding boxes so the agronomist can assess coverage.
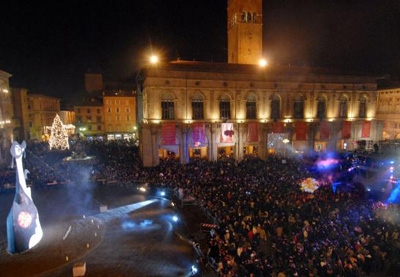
[0,184,216,277]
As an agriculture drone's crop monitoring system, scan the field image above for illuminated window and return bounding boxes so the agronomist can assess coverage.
[161,93,175,120]
[359,95,367,118]
[219,95,231,119]
[270,94,280,120]
[246,95,257,119]
[241,11,247,22]
[294,96,305,119]
[339,95,348,118]
[191,93,204,120]
[316,95,326,120]
[161,101,175,120]
[247,12,252,22]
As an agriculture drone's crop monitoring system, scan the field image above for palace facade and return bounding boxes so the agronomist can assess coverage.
[137,0,382,167]
[138,61,382,167]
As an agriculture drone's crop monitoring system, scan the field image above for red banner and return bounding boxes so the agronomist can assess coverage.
[295,122,307,140]
[273,122,284,133]
[320,121,330,140]
[361,121,371,138]
[247,122,258,142]
[221,123,234,143]
[162,123,176,145]
[192,123,206,146]
[342,121,351,139]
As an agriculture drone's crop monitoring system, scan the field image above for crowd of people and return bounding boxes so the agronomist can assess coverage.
[2,140,400,276]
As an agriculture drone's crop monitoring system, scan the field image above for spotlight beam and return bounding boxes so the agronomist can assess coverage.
[95,199,159,222]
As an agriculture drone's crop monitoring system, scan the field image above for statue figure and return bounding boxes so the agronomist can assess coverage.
[7,141,43,253]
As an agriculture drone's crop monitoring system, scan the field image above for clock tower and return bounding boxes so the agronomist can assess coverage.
[227,0,263,64]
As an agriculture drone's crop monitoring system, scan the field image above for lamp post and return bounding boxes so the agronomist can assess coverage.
[135,55,159,129]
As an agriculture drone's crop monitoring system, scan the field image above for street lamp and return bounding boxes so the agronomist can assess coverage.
[149,55,159,64]
[136,54,159,126]
[258,58,268,67]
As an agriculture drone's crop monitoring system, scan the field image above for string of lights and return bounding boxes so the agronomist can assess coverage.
[48,114,69,150]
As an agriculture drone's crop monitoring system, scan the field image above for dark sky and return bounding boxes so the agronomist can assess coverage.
[1,0,399,101]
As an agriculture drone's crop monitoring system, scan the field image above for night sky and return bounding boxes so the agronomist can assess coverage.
[1,0,399,101]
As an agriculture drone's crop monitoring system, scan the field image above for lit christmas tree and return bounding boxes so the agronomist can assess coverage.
[48,114,69,150]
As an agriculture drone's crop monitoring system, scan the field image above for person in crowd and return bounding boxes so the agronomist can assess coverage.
[21,140,400,276]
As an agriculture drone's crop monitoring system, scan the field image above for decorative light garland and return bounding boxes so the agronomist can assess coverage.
[48,114,69,150]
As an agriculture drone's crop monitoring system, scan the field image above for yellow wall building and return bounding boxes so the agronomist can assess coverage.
[0,70,15,167]
[139,61,381,167]
[377,84,400,140]
[28,94,60,141]
[103,91,137,140]
[74,98,103,139]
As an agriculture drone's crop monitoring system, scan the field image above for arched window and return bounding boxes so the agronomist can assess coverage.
[247,12,253,22]
[241,11,247,22]
[316,95,326,120]
[161,93,175,120]
[359,94,367,118]
[191,93,204,120]
[246,94,257,119]
[293,95,305,119]
[338,94,348,118]
[220,94,231,119]
[270,94,281,121]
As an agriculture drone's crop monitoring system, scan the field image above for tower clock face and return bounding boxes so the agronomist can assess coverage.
[17,211,33,228]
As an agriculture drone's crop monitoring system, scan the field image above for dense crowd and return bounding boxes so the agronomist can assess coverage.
[2,140,400,276]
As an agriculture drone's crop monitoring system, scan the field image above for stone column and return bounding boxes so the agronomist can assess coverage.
[150,125,159,167]
[181,125,190,164]
[209,123,217,161]
[236,122,241,160]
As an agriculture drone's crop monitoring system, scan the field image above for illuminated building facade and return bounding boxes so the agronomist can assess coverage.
[103,91,136,140]
[27,94,60,141]
[137,0,382,167]
[139,61,381,167]
[376,84,400,139]
[227,0,263,64]
[11,88,30,143]
[74,98,104,139]
[0,70,15,167]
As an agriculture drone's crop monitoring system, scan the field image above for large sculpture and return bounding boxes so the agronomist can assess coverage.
[7,141,43,253]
